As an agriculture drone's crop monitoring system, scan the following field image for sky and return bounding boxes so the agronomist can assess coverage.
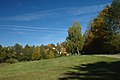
[0,0,112,46]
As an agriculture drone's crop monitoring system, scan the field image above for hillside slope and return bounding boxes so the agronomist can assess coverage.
[0,55,120,80]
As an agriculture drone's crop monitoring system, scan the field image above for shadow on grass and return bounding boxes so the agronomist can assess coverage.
[59,61,120,80]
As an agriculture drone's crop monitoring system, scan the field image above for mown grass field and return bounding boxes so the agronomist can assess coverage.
[0,55,120,80]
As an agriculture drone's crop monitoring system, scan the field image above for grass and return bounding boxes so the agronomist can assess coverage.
[0,55,120,80]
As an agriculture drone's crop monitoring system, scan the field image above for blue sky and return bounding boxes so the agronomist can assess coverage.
[0,0,112,46]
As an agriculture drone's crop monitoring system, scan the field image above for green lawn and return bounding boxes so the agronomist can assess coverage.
[0,55,120,80]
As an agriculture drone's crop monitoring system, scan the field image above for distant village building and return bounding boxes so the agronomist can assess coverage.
[60,47,69,56]
[60,48,66,54]
[47,44,69,56]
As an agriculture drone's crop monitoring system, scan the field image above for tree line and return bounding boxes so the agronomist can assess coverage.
[0,43,67,63]
[0,0,120,63]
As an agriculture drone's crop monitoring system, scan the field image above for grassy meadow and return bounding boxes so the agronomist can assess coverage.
[0,55,120,80]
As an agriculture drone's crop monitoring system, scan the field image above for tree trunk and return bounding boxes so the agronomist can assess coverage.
[77,48,81,55]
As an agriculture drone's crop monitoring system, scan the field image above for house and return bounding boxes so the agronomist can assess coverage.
[60,47,69,56]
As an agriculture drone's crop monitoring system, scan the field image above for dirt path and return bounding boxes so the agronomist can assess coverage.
[94,55,120,59]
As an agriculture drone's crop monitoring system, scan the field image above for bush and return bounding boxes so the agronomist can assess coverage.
[0,55,4,63]
[61,53,67,56]
[5,58,19,64]
[48,50,55,58]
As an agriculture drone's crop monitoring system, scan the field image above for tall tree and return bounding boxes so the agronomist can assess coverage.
[83,21,94,53]
[66,21,84,55]
[13,43,23,54]
[32,46,41,60]
[0,47,16,62]
[0,45,2,49]
[110,0,120,28]
[40,46,46,59]
[84,0,120,54]
[22,44,33,61]
[13,43,23,61]
[84,5,112,53]
[109,0,120,53]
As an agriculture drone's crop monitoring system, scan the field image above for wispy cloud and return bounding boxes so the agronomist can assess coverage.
[71,4,109,15]
[0,3,109,21]
[10,31,26,35]
[0,24,67,33]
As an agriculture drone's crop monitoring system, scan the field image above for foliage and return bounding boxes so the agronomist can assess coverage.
[83,0,120,54]
[48,50,55,58]
[66,21,84,55]
[32,46,41,60]
[13,43,23,61]
[45,48,56,59]
[5,58,19,64]
[109,34,120,53]
[22,44,34,61]
[40,46,46,59]
[0,43,61,63]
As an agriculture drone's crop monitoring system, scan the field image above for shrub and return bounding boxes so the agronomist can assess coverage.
[5,58,19,64]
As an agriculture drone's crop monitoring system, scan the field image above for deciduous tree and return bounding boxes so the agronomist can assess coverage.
[66,21,84,55]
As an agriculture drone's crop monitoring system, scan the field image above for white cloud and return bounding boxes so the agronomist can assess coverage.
[0,3,110,21]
